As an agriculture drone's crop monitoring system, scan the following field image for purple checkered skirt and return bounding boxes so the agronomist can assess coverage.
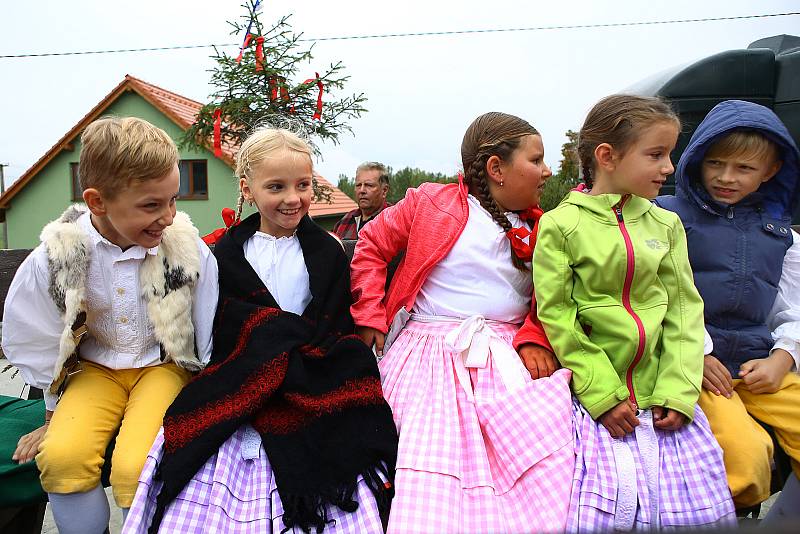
[568,399,736,532]
[122,426,386,533]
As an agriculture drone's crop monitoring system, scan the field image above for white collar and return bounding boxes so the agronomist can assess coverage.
[252,230,298,242]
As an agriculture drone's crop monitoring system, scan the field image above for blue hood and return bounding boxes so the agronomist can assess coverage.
[674,100,800,220]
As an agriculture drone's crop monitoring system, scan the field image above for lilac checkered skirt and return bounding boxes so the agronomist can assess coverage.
[568,399,736,532]
[379,318,575,533]
[122,426,386,533]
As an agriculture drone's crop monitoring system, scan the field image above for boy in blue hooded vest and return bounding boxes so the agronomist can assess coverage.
[656,100,800,518]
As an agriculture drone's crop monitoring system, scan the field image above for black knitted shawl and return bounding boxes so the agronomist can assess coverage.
[149,213,398,533]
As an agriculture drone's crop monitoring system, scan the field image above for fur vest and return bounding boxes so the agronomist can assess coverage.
[41,205,202,393]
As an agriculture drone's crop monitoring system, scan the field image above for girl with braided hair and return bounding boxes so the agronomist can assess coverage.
[534,95,735,530]
[123,127,398,534]
[350,112,575,532]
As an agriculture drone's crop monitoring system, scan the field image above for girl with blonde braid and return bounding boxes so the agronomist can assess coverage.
[124,127,398,534]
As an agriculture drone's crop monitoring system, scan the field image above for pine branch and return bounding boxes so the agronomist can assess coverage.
[181,2,366,189]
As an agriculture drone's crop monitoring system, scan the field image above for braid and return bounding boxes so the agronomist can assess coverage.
[235,191,245,223]
[466,154,528,271]
[461,112,539,271]
[474,164,512,233]
[579,152,594,188]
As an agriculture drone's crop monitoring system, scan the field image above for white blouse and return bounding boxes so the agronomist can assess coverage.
[413,195,533,324]
[769,230,800,369]
[244,231,311,315]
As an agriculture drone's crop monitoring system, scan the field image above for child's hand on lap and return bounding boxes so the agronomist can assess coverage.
[652,406,685,431]
[703,354,734,397]
[738,349,794,394]
[599,399,640,438]
[517,343,558,379]
[356,326,386,357]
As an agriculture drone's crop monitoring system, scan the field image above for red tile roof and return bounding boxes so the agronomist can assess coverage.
[125,76,239,165]
[314,175,358,217]
[0,75,357,219]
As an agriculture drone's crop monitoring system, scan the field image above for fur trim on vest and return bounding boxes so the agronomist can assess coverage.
[40,205,202,393]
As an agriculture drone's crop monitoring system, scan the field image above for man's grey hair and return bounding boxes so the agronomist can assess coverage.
[356,161,390,187]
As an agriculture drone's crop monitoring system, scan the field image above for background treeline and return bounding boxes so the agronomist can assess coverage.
[337,167,456,205]
[337,130,581,211]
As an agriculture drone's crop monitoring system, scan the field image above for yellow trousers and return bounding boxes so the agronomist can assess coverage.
[699,373,800,508]
[36,361,190,507]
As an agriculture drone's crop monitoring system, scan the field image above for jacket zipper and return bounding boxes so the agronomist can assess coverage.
[613,196,646,408]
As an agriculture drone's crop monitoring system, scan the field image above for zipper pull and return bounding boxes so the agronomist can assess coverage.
[614,195,629,222]
[727,207,734,219]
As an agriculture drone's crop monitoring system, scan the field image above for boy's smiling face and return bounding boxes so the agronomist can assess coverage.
[85,164,180,250]
[700,139,782,206]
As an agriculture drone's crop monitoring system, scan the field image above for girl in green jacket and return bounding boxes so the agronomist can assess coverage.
[533,95,735,531]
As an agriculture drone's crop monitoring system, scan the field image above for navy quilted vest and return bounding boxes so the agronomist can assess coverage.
[657,195,791,373]
[656,100,800,374]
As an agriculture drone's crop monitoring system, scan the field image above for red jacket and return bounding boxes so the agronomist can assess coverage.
[350,180,551,350]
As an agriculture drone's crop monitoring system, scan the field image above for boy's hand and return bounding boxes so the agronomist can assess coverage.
[599,399,640,438]
[13,423,48,464]
[652,406,686,431]
[703,354,734,398]
[739,349,794,394]
[356,326,386,357]
[518,343,558,379]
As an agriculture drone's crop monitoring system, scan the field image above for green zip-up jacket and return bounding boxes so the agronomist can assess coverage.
[533,191,704,421]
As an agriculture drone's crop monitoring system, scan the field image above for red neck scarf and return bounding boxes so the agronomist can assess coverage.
[506,206,543,262]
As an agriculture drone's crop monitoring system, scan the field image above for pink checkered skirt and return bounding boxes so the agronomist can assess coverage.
[122,426,386,533]
[379,318,575,534]
[567,399,736,532]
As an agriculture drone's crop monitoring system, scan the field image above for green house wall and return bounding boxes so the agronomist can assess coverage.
[5,90,339,248]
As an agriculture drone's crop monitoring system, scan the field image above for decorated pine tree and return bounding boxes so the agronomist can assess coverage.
[182,0,367,201]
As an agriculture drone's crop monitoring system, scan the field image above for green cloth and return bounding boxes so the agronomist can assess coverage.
[533,192,705,421]
[0,395,47,506]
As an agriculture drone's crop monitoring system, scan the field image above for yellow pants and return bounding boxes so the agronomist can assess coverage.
[699,373,800,508]
[36,361,191,507]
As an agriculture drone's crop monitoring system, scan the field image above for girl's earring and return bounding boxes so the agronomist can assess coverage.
[500,180,504,187]
[247,199,254,207]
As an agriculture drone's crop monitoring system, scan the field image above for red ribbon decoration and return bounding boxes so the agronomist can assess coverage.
[279,77,289,102]
[506,206,543,262]
[254,36,265,72]
[212,109,222,158]
[235,34,264,72]
[269,77,277,101]
[202,208,238,245]
[235,34,253,64]
[269,77,291,103]
[303,72,324,120]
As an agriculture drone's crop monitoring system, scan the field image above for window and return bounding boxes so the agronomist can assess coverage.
[70,163,83,201]
[178,160,208,199]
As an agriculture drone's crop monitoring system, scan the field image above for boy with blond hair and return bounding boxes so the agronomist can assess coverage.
[2,117,218,533]
[656,100,800,521]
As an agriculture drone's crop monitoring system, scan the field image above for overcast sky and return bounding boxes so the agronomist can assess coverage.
[1,0,798,188]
